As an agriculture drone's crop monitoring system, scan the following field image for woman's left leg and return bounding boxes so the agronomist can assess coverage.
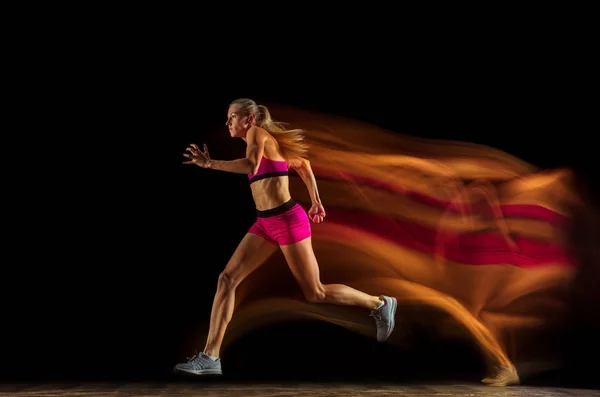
[280,237,398,341]
[279,237,381,309]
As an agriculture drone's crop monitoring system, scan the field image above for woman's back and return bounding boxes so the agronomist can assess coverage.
[248,128,292,211]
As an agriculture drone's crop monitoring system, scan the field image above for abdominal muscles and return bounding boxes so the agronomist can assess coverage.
[251,177,292,211]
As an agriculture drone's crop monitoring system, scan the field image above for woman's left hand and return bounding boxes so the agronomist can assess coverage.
[308,202,326,223]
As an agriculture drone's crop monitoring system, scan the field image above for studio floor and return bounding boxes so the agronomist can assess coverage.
[1,381,598,397]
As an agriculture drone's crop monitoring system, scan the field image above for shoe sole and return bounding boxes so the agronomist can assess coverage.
[174,367,223,376]
[488,379,520,387]
[379,297,397,342]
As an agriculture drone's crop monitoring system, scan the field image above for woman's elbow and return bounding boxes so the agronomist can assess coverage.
[248,159,259,174]
[292,158,311,171]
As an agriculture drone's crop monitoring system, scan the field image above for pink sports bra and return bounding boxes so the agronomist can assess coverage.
[248,157,289,184]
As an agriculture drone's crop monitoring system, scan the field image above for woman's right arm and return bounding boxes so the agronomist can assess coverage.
[184,128,266,174]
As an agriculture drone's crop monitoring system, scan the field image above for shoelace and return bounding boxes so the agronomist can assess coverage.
[186,353,201,362]
[369,309,384,324]
[488,365,513,380]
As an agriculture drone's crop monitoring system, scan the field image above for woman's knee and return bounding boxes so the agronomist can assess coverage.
[217,269,242,291]
[303,283,327,303]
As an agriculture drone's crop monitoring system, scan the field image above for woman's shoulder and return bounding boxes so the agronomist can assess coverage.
[247,125,272,142]
[258,130,286,161]
[254,125,272,138]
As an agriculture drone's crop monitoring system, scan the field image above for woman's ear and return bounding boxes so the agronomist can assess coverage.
[246,113,256,126]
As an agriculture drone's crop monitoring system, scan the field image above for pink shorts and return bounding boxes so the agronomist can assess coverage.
[248,199,312,246]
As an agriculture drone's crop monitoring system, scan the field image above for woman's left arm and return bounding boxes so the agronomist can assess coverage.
[291,158,326,223]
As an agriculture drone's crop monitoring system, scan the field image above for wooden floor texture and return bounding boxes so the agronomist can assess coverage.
[0,382,598,396]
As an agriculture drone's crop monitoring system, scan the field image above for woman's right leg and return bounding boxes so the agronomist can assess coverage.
[174,232,278,376]
[202,232,278,358]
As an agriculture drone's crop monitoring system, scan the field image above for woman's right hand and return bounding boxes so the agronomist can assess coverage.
[183,143,211,168]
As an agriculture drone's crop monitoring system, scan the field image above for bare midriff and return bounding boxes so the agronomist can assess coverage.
[251,176,292,211]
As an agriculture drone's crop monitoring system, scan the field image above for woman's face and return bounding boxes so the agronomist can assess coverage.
[225,104,254,138]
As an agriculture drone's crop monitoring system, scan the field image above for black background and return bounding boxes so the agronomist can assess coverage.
[5,14,598,389]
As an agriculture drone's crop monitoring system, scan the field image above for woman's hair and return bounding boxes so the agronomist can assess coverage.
[230,98,309,160]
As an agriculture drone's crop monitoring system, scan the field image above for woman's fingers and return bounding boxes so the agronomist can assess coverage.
[183,143,209,166]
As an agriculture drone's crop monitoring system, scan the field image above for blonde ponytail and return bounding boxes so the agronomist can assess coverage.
[230,98,309,161]
[256,105,309,161]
